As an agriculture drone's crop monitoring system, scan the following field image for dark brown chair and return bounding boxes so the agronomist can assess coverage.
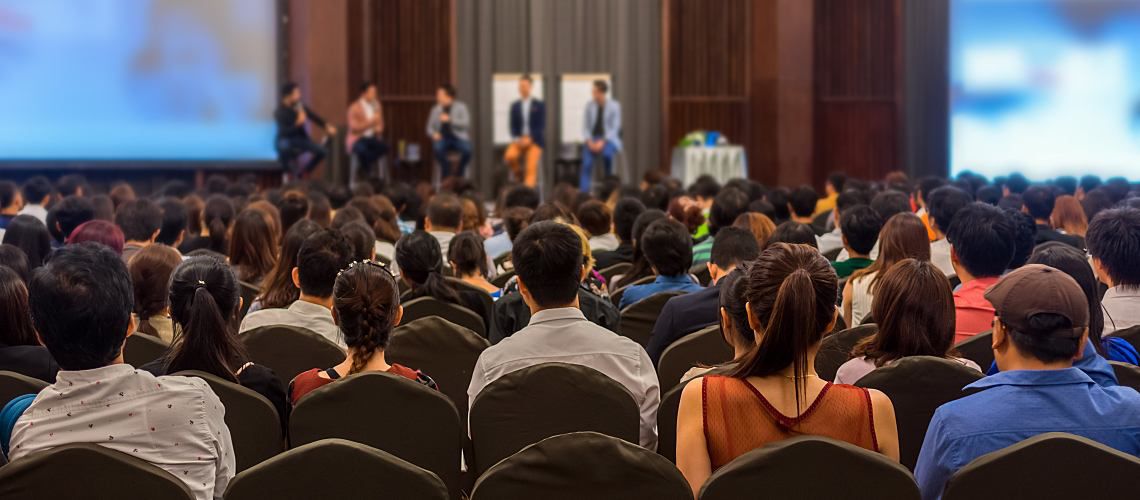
[399,296,486,339]
[855,356,984,470]
[599,262,632,284]
[619,291,688,348]
[1109,361,1140,392]
[953,330,994,373]
[173,370,283,472]
[241,325,346,387]
[656,324,733,393]
[691,263,712,287]
[224,438,448,500]
[1114,325,1140,353]
[814,324,879,382]
[468,363,641,476]
[290,372,463,499]
[471,432,691,500]
[387,316,489,424]
[943,433,1140,500]
[699,436,920,500]
[447,277,496,333]
[0,443,194,500]
[124,332,169,368]
[0,370,48,413]
[609,274,654,306]
[490,269,515,288]
[656,384,686,464]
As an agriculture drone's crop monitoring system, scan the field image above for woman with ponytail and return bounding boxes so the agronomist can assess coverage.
[675,243,899,495]
[140,256,288,426]
[289,260,436,405]
[395,230,492,329]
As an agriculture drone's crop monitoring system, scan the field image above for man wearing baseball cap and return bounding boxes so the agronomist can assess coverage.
[915,265,1140,499]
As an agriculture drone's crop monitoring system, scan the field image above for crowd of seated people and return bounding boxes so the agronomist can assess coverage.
[0,171,1137,499]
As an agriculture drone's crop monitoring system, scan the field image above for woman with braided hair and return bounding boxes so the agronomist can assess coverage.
[289,259,437,405]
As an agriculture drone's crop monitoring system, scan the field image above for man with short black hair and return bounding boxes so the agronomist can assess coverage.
[594,197,646,269]
[423,193,465,268]
[239,229,354,347]
[870,190,911,222]
[0,181,22,240]
[1004,172,1030,195]
[927,186,973,277]
[646,227,760,363]
[114,199,163,264]
[469,222,660,449]
[619,219,703,309]
[692,188,750,266]
[915,264,1140,499]
[1022,185,1084,249]
[156,197,189,248]
[18,176,52,224]
[3,244,234,499]
[577,200,617,251]
[947,203,1016,343]
[832,205,882,279]
[787,186,820,227]
[1087,208,1140,334]
[55,174,87,198]
[484,186,541,259]
[51,196,95,245]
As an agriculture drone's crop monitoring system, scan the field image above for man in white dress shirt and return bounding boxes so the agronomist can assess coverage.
[927,185,973,278]
[16,176,51,225]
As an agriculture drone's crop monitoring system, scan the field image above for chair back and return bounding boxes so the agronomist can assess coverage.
[468,362,641,476]
[599,262,632,284]
[241,325,346,387]
[609,275,655,306]
[943,433,1140,500]
[657,324,733,393]
[124,332,169,368]
[238,280,260,319]
[0,370,48,412]
[823,247,843,262]
[1109,361,1140,392]
[471,432,691,500]
[1114,324,1140,353]
[0,443,194,500]
[619,291,688,348]
[490,270,515,288]
[952,330,994,373]
[691,263,712,287]
[172,370,283,472]
[446,277,495,333]
[699,436,919,500]
[814,324,879,381]
[656,384,686,463]
[224,438,447,500]
[387,316,489,424]
[399,296,486,339]
[854,356,983,470]
[289,371,463,498]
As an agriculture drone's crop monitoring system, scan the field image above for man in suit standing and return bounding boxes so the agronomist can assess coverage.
[503,75,545,188]
[426,83,473,181]
[346,81,388,179]
[580,80,622,192]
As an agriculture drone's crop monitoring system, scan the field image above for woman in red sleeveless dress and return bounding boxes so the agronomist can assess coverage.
[676,244,899,495]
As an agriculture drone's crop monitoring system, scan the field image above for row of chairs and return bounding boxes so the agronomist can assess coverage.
[4,430,1138,499]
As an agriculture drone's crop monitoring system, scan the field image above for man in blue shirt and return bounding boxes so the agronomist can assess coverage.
[914,264,1140,499]
[619,219,702,309]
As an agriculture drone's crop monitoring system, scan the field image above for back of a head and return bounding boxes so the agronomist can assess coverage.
[1086,207,1140,288]
[733,212,777,249]
[878,213,932,264]
[641,219,693,277]
[277,191,311,235]
[331,206,365,229]
[1079,175,1103,195]
[709,188,751,236]
[166,256,246,381]
[1021,186,1056,221]
[128,244,183,320]
[0,245,30,284]
[788,186,820,218]
[503,185,541,210]
[341,221,377,261]
[109,183,137,211]
[427,193,464,230]
[22,176,52,205]
[259,219,321,310]
[115,199,162,243]
[156,197,188,246]
[448,231,488,277]
[1050,195,1088,236]
[3,215,52,269]
[765,221,818,250]
[836,189,871,214]
[0,181,19,209]
[0,265,35,347]
[1005,173,1030,194]
[766,188,791,222]
[927,186,973,235]
[690,175,721,202]
[576,200,613,238]
[531,202,577,225]
[1029,245,1104,340]
[503,206,534,242]
[1053,176,1078,197]
[631,209,667,250]
[997,194,1023,212]
[512,221,584,308]
[67,220,125,255]
[203,195,236,253]
[839,205,883,256]
[229,208,280,283]
[53,196,96,243]
[718,267,754,348]
[710,226,761,270]
[974,185,1001,205]
[395,230,459,302]
[666,196,705,235]
[297,229,354,298]
[29,243,133,370]
[864,259,955,364]
[870,190,912,222]
[1004,209,1037,270]
[334,260,401,374]
[917,176,948,204]
[947,203,1015,278]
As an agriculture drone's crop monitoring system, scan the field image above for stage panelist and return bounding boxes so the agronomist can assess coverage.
[275,82,335,178]
[504,75,545,187]
[346,82,389,177]
[580,80,622,192]
[426,84,473,181]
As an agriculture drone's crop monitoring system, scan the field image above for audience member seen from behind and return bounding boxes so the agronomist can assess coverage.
[676,243,899,496]
[128,244,183,343]
[914,264,1140,500]
[239,229,354,348]
[396,230,493,329]
[66,220,125,255]
[181,195,235,255]
[1003,209,1037,271]
[0,265,58,382]
[2,215,52,270]
[610,209,666,290]
[618,218,703,309]
[290,260,437,404]
[947,203,1016,343]
[926,186,973,277]
[832,205,882,279]
[679,268,754,380]
[0,245,29,284]
[577,200,619,252]
[0,181,24,240]
[156,197,188,248]
[692,188,750,266]
[449,231,501,298]
[1050,194,1088,239]
[50,196,95,246]
[1087,208,1140,334]
[593,197,646,270]
[468,221,661,448]
[732,212,777,249]
[255,219,322,312]
[114,199,162,264]
[2,244,234,500]
[340,221,378,262]
[1023,186,1084,249]
[764,221,819,250]
[16,176,51,224]
[229,208,281,285]
[835,260,981,384]
[843,213,931,326]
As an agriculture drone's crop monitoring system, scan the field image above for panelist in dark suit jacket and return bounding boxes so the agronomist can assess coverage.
[646,228,759,364]
[504,75,546,188]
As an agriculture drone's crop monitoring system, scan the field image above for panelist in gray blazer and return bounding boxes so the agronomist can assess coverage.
[426,83,473,180]
[580,80,622,192]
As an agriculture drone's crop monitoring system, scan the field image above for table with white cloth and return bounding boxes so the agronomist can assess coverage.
[670,145,748,186]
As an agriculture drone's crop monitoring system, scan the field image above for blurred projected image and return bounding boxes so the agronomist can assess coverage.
[951,0,1140,179]
[0,0,277,161]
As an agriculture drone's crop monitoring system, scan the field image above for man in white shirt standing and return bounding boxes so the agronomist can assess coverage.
[468,221,660,449]
[17,176,52,225]
[3,243,234,500]
[926,185,973,279]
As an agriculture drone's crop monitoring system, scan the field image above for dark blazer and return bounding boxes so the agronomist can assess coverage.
[594,241,634,270]
[0,344,60,383]
[1035,225,1085,250]
[646,283,722,364]
[509,99,546,147]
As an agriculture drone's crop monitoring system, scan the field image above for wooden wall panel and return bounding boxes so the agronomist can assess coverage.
[667,0,748,98]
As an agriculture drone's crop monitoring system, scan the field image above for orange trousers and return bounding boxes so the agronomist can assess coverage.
[504,141,542,187]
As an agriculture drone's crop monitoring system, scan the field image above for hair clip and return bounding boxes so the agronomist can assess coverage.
[337,259,392,277]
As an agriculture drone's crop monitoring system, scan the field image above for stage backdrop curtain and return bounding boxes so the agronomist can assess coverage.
[904,0,950,179]
[457,0,662,197]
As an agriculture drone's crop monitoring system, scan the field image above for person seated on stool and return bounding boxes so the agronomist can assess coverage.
[275,82,336,179]
[580,79,622,192]
[426,83,472,181]
[346,81,388,179]
[504,74,545,188]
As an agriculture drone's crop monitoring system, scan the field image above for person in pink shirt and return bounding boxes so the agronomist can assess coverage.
[947,203,1016,343]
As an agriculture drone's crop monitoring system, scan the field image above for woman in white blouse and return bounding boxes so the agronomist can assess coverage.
[842,213,931,326]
